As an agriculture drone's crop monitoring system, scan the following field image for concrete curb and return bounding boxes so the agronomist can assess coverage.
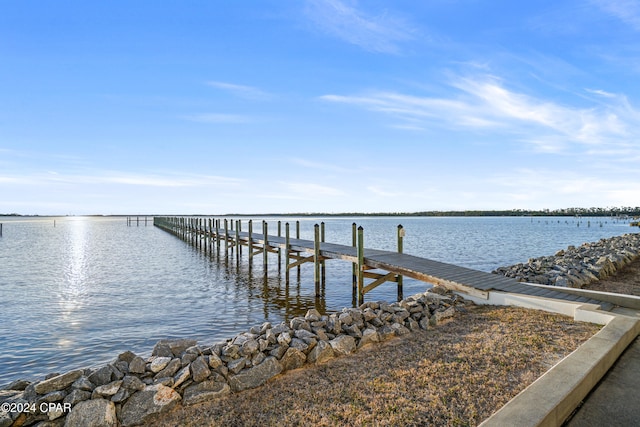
[479,310,640,427]
[524,283,640,310]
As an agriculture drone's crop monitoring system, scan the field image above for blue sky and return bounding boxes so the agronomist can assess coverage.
[1,0,639,215]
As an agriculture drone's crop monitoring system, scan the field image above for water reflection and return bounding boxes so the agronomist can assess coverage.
[58,218,89,344]
[205,248,329,321]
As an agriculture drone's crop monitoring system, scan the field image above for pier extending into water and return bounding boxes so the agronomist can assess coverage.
[153,217,615,308]
[154,217,406,304]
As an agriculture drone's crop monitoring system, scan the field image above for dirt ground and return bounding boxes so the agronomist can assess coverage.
[148,258,640,427]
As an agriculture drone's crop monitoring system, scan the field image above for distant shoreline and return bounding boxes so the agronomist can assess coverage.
[2,208,639,218]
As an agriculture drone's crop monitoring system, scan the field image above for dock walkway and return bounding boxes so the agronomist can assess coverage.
[153,217,613,310]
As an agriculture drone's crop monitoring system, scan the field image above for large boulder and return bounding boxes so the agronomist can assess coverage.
[228,357,282,393]
[64,398,117,427]
[34,370,83,395]
[120,384,181,427]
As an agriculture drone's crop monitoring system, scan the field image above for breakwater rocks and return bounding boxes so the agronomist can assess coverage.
[0,288,471,427]
[493,233,640,288]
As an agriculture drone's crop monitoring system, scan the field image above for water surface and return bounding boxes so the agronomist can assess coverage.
[0,215,634,385]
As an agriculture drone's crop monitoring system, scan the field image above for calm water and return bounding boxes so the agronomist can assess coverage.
[0,215,635,385]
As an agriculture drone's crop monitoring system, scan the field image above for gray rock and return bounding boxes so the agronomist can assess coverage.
[434,307,456,322]
[34,370,83,395]
[63,389,91,406]
[5,379,30,391]
[228,357,283,392]
[172,366,191,389]
[306,340,334,365]
[251,352,266,367]
[117,350,137,364]
[280,347,306,371]
[91,380,122,399]
[152,338,198,358]
[305,308,322,322]
[227,357,248,375]
[189,356,211,383]
[208,353,223,369]
[128,357,147,374]
[71,376,95,392]
[0,412,11,427]
[149,357,172,373]
[64,398,117,427]
[240,339,260,356]
[277,332,292,346]
[121,376,146,392]
[40,389,67,402]
[183,380,230,406]
[289,338,309,353]
[269,344,288,359]
[120,384,181,427]
[329,335,356,356]
[88,366,113,387]
[154,358,181,379]
[358,327,380,349]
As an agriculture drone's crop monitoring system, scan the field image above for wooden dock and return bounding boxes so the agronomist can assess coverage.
[153,217,613,309]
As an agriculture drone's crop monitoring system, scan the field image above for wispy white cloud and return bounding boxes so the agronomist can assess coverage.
[182,113,250,124]
[206,81,271,100]
[592,0,640,30]
[320,73,640,156]
[304,0,416,54]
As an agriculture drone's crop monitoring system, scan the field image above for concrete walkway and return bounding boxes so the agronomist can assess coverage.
[564,336,640,426]
[476,291,640,427]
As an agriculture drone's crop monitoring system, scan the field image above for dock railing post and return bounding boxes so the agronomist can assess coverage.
[320,222,326,285]
[216,219,220,254]
[357,226,364,306]
[314,224,321,296]
[263,220,268,271]
[352,223,357,293]
[397,224,404,301]
[277,221,282,271]
[248,220,253,266]
[296,220,301,278]
[224,219,229,256]
[285,222,290,283]
[235,220,240,265]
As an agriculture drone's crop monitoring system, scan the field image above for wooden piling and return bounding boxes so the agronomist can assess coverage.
[248,220,253,264]
[320,222,326,285]
[237,220,242,256]
[285,222,290,283]
[314,224,320,296]
[357,226,364,305]
[277,221,282,271]
[397,224,404,300]
[263,220,268,270]
[296,221,301,277]
[352,222,357,293]
[224,219,229,255]
[0,223,3,237]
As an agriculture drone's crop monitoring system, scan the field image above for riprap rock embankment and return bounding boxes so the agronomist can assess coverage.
[493,233,640,288]
[0,287,470,427]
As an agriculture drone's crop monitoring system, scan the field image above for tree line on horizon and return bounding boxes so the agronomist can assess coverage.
[3,207,640,218]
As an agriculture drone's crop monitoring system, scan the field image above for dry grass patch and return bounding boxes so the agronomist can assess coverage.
[150,305,600,427]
